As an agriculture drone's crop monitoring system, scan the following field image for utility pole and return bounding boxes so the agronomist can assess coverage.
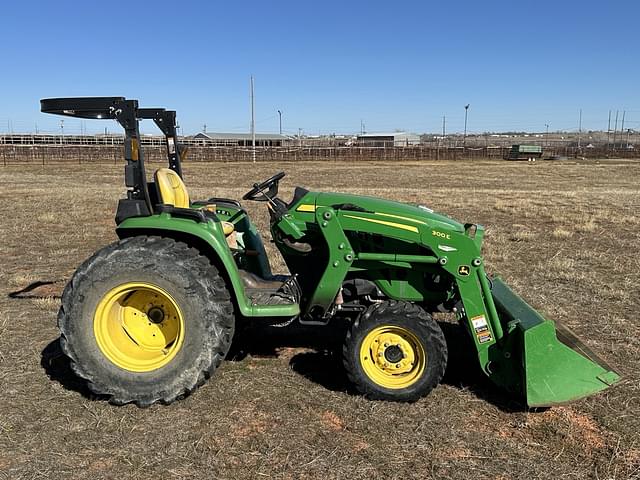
[607,110,611,150]
[60,120,64,145]
[250,75,256,163]
[577,109,582,150]
[545,123,549,148]
[613,110,619,151]
[620,110,626,144]
[277,109,282,135]
[360,119,365,135]
[298,128,302,148]
[463,104,470,147]
[440,115,446,154]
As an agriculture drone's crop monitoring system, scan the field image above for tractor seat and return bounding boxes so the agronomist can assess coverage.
[154,168,234,236]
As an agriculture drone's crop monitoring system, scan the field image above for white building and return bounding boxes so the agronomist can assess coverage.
[356,132,420,147]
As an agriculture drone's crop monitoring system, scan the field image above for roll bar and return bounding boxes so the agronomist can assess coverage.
[40,97,184,216]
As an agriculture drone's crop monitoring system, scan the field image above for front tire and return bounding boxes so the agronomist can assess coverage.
[58,236,235,407]
[343,301,447,402]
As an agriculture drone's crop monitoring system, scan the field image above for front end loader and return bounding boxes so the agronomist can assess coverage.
[41,96,619,407]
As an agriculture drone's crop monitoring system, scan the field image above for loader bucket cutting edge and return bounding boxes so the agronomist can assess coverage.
[490,277,620,407]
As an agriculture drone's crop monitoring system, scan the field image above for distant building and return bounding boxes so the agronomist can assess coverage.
[356,132,420,147]
[192,132,287,147]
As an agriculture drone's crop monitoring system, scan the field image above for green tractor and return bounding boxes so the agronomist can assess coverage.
[41,97,620,407]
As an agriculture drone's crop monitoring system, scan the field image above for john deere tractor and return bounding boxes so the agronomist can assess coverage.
[41,97,620,407]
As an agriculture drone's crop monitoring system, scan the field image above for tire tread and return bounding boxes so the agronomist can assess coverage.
[58,235,234,407]
[342,300,447,402]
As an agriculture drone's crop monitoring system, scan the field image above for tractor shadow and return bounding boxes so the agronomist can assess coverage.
[39,318,527,411]
[230,319,353,395]
[437,322,527,413]
[8,280,98,400]
[232,319,527,412]
[41,338,105,401]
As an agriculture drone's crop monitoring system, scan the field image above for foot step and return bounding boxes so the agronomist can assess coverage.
[240,270,301,306]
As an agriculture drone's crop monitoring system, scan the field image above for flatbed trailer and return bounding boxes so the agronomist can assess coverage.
[506,144,543,161]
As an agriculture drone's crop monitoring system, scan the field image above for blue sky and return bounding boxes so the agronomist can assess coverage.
[1,0,638,135]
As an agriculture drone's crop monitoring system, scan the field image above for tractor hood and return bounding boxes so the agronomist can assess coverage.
[314,192,466,233]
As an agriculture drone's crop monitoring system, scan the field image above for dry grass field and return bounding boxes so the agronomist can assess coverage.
[0,159,639,479]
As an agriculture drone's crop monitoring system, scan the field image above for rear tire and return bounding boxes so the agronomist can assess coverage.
[343,301,447,402]
[58,236,235,407]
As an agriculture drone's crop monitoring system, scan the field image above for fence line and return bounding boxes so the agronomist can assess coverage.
[1,144,637,166]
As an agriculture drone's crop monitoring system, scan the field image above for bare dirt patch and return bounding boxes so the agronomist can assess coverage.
[321,411,345,431]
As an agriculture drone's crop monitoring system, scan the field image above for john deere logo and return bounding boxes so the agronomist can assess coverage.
[458,265,470,276]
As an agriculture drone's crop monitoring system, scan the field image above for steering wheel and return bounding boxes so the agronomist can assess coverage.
[242,171,286,201]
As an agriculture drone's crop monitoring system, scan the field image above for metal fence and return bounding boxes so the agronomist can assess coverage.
[1,144,637,166]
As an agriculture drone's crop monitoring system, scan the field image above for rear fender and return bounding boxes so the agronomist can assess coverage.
[116,213,299,318]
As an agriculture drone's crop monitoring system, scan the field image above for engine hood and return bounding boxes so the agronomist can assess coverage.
[314,192,466,233]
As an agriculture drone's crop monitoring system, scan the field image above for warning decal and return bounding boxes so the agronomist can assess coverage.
[471,315,493,343]
[477,333,493,344]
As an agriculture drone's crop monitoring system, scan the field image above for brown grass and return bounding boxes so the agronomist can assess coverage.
[1,159,639,479]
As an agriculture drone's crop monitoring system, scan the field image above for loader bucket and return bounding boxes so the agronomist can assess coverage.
[491,277,620,407]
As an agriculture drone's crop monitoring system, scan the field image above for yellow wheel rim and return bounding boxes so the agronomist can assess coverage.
[359,325,426,389]
[94,282,185,372]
